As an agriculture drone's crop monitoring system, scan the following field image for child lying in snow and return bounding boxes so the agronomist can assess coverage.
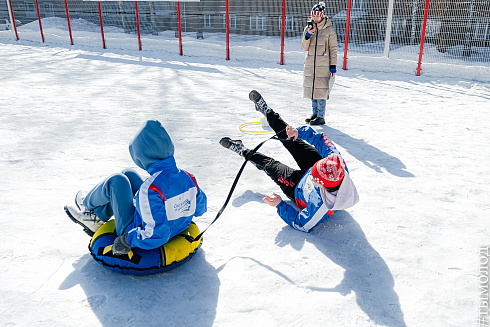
[220,90,359,232]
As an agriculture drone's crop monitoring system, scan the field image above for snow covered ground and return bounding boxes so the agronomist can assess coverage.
[1,19,489,327]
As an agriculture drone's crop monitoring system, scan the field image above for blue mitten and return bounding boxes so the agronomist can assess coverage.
[113,234,131,255]
[330,66,337,74]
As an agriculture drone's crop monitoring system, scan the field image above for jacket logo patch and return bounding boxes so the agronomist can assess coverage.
[174,199,191,213]
[304,177,315,194]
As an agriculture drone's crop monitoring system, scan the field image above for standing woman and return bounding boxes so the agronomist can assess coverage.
[302,2,338,125]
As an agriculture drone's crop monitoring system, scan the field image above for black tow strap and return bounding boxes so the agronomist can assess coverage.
[180,130,288,243]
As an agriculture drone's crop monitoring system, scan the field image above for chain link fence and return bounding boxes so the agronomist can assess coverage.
[1,0,489,71]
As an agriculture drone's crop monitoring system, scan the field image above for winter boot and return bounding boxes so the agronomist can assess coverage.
[64,205,104,237]
[305,114,317,123]
[309,117,326,125]
[75,190,87,211]
[249,90,272,115]
[219,137,248,157]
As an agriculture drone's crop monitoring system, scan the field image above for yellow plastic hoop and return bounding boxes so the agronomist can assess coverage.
[239,122,274,134]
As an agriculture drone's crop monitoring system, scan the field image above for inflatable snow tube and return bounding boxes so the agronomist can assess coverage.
[88,220,202,276]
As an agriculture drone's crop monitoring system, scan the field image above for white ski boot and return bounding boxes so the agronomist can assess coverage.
[64,205,103,237]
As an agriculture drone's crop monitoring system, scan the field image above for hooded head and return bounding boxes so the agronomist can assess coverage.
[311,153,345,188]
[129,120,174,171]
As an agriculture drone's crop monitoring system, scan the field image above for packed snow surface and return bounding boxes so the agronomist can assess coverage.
[1,18,489,327]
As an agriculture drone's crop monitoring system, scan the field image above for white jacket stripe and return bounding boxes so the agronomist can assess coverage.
[300,204,329,232]
[138,171,162,240]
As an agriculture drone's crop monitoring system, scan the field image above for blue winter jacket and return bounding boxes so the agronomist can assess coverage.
[125,121,207,250]
[276,126,358,232]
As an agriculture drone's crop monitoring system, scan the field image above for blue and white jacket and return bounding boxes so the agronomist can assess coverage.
[125,121,207,250]
[276,126,359,232]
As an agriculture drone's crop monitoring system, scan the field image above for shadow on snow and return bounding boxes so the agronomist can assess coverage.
[319,125,414,178]
[59,249,219,327]
[274,210,406,327]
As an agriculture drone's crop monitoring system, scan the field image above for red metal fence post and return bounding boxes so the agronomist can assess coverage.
[64,0,73,45]
[135,1,142,50]
[34,0,44,43]
[7,0,19,41]
[280,0,286,65]
[97,1,106,49]
[226,0,230,60]
[343,0,352,70]
[177,2,183,56]
[416,0,430,76]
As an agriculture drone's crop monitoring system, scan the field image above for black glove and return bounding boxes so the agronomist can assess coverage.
[113,234,131,255]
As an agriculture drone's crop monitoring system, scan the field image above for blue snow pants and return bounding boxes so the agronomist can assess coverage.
[311,99,326,118]
[83,169,144,236]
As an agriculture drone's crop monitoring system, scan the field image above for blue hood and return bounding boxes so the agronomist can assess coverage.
[129,120,175,171]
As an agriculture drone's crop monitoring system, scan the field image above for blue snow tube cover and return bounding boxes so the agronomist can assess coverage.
[88,220,202,276]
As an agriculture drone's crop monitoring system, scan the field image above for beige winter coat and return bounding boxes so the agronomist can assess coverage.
[302,17,338,100]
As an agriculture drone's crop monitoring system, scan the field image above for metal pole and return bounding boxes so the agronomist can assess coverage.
[98,1,106,49]
[135,1,142,50]
[64,0,73,45]
[177,2,183,55]
[6,0,19,40]
[384,0,394,58]
[416,0,430,76]
[343,0,352,70]
[280,0,286,65]
[226,0,229,60]
[34,0,44,43]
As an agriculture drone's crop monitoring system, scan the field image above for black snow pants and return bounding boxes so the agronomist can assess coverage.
[243,110,322,201]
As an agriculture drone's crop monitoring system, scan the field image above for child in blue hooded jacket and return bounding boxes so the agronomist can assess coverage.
[64,120,207,255]
[220,91,358,232]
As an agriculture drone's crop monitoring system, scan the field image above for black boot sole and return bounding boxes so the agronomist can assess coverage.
[306,115,317,123]
[249,90,262,103]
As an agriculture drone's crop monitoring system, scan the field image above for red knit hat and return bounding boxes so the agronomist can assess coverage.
[311,154,345,187]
